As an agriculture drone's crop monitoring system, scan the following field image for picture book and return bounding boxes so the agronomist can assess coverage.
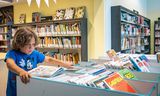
[139,54,149,62]
[103,72,136,93]
[28,65,64,77]
[106,49,120,61]
[74,6,85,18]
[129,56,150,72]
[19,13,26,23]
[64,7,75,19]
[54,9,65,20]
[118,69,137,80]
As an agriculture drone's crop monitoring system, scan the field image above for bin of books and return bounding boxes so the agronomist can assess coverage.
[17,65,158,96]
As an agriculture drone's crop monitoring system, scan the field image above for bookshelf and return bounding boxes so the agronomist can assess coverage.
[13,18,88,63]
[111,6,150,54]
[0,6,13,52]
[154,20,160,53]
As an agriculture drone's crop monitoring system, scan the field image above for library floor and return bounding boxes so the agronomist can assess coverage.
[0,53,8,96]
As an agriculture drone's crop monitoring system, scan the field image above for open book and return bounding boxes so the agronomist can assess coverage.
[28,65,64,77]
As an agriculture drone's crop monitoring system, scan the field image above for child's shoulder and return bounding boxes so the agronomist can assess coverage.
[6,50,17,54]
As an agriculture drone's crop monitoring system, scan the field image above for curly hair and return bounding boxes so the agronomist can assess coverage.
[12,27,38,50]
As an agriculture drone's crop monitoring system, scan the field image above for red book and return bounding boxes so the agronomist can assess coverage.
[103,72,136,93]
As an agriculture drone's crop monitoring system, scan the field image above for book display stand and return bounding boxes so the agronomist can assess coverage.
[17,54,160,96]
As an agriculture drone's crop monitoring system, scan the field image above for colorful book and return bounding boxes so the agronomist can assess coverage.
[28,65,64,77]
[106,49,120,61]
[54,9,65,20]
[64,7,75,19]
[118,69,137,80]
[74,6,85,18]
[103,72,136,93]
[129,56,150,72]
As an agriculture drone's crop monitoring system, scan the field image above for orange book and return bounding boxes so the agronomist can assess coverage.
[103,72,136,93]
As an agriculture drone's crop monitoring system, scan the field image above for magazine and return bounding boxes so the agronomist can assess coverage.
[28,65,64,77]
[103,72,136,93]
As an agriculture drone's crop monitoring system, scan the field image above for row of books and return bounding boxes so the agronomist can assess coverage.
[43,52,80,64]
[121,36,149,51]
[29,65,138,93]
[0,27,8,33]
[33,23,81,36]
[0,35,7,40]
[105,49,150,72]
[155,46,160,52]
[155,31,160,37]
[155,24,160,30]
[121,24,150,37]
[53,6,85,20]
[155,38,160,45]
[121,12,149,26]
[38,37,81,48]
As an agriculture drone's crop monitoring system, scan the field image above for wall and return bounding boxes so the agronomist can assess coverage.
[93,0,105,59]
[111,0,147,16]
[147,0,160,54]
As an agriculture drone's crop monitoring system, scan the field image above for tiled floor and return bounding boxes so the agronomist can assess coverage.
[0,60,8,96]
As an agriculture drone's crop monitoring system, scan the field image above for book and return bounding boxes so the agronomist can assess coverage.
[54,9,65,20]
[106,49,120,61]
[74,6,85,18]
[28,65,64,77]
[19,13,26,23]
[129,56,150,72]
[156,52,160,63]
[118,69,137,80]
[103,72,136,93]
[64,7,75,19]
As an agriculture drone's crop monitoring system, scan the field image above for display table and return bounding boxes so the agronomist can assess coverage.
[17,54,160,96]
[17,72,158,96]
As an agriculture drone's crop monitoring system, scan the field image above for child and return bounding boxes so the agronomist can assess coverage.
[5,27,73,96]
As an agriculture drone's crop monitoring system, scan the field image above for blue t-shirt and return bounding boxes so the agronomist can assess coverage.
[5,50,45,96]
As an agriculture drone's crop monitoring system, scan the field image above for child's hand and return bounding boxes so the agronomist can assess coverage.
[19,70,31,84]
[64,62,74,69]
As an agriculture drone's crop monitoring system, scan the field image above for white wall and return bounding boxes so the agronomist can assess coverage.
[147,0,160,54]
[105,0,147,51]
[111,0,147,16]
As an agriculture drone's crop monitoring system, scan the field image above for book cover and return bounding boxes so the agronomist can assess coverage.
[106,49,120,61]
[54,9,65,20]
[19,13,26,23]
[103,72,136,93]
[118,69,137,80]
[28,65,64,77]
[74,6,85,19]
[64,7,75,19]
[129,56,150,72]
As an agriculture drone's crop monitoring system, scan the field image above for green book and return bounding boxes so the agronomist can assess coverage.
[118,69,137,80]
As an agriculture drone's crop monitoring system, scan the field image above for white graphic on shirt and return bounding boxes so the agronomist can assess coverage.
[27,60,33,69]
[19,59,25,67]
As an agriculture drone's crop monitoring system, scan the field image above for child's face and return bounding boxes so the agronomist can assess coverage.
[20,37,36,54]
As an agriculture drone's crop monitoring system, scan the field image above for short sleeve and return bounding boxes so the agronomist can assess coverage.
[34,50,45,63]
[5,50,16,62]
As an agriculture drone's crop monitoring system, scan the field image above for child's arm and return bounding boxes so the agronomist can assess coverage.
[44,56,73,68]
[6,58,31,84]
